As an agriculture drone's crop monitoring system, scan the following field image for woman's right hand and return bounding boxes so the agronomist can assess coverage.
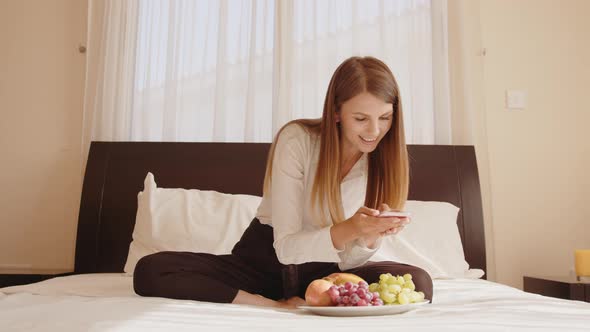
[330,206,405,250]
[350,206,410,248]
[349,206,405,239]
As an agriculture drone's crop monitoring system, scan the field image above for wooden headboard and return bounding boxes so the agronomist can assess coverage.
[75,142,486,278]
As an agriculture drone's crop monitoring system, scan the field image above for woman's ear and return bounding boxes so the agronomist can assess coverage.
[335,113,341,123]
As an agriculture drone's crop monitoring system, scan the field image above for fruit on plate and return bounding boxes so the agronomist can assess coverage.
[305,273,367,306]
[369,273,425,305]
[305,272,426,307]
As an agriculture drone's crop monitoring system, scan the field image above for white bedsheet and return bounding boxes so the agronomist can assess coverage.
[1,274,589,331]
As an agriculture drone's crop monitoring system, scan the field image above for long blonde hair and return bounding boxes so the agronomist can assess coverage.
[263,56,409,226]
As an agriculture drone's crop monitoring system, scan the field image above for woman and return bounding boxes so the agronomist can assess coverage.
[133,56,433,309]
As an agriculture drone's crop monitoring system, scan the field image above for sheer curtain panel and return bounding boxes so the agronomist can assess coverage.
[82,0,451,157]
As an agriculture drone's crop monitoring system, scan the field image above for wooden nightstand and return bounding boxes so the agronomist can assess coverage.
[523,276,590,302]
[0,269,74,288]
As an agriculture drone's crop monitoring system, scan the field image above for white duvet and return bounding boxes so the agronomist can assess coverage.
[1,274,589,331]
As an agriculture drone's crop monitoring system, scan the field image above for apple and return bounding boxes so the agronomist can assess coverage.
[304,273,367,306]
[304,279,333,306]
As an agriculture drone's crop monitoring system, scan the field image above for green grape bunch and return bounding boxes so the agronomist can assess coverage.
[368,273,426,305]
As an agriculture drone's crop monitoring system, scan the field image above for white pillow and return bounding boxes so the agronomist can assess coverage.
[124,173,261,275]
[371,200,485,279]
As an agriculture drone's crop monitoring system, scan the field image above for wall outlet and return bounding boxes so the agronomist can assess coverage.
[506,89,527,110]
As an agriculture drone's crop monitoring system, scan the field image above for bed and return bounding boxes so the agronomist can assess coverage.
[1,142,589,331]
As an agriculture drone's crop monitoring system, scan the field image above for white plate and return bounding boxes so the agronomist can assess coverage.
[298,300,430,317]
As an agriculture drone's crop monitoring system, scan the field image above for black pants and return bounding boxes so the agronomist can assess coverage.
[133,218,433,303]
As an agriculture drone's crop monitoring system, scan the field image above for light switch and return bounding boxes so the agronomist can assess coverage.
[506,90,527,110]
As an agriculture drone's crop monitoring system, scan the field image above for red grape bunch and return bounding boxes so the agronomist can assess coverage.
[326,281,384,307]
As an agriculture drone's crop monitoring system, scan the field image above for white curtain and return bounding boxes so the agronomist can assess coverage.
[82,0,450,154]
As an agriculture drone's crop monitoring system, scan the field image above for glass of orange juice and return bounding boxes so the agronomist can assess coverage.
[574,249,590,281]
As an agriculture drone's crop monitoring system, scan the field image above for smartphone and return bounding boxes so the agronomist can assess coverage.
[377,211,411,218]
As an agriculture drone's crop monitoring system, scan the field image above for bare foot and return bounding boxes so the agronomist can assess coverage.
[276,296,307,309]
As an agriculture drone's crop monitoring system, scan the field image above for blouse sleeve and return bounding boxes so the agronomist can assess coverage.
[271,124,344,265]
[337,237,383,270]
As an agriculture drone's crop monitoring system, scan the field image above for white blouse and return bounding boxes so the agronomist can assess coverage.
[255,123,382,270]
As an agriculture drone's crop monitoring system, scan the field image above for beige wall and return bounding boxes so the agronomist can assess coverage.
[0,0,87,272]
[451,0,590,289]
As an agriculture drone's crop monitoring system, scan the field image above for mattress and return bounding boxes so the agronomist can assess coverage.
[1,274,589,331]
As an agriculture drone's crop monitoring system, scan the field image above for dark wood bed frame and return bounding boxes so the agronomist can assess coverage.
[74,142,486,278]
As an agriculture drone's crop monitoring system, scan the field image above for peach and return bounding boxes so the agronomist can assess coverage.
[304,279,333,306]
[322,272,365,285]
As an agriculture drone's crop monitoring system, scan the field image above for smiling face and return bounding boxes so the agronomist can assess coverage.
[337,91,394,158]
